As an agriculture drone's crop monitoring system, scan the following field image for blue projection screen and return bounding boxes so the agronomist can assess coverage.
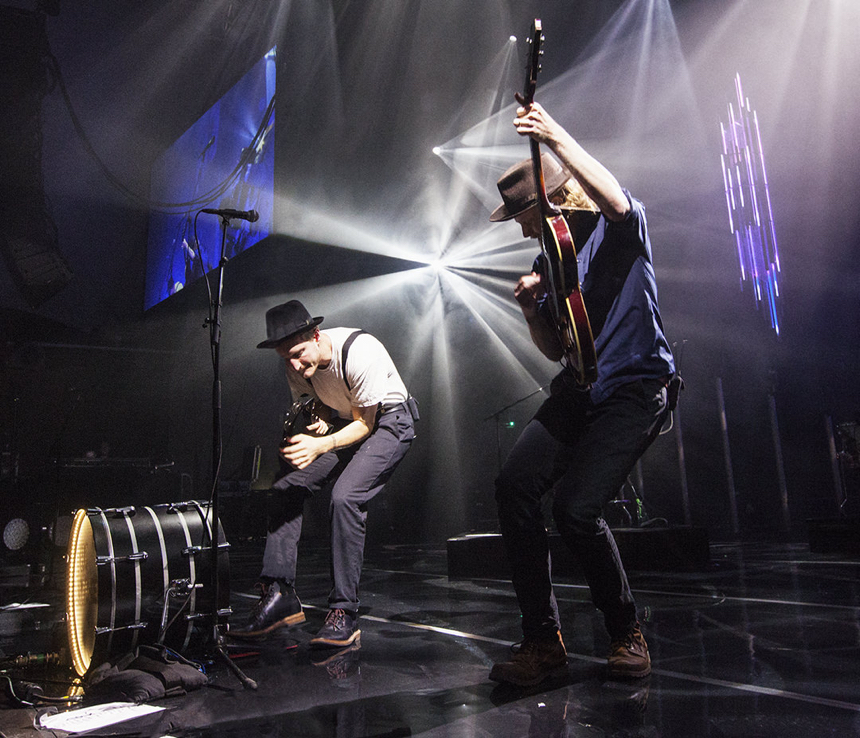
[144,47,276,310]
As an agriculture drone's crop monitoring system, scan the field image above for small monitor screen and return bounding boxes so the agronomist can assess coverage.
[144,46,276,310]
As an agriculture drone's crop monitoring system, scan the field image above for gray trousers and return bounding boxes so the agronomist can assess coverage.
[261,404,415,611]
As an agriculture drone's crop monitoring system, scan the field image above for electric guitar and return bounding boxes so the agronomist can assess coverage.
[522,19,597,386]
[281,394,331,445]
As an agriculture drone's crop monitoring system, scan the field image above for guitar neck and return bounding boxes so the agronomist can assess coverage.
[523,20,560,219]
[530,139,560,217]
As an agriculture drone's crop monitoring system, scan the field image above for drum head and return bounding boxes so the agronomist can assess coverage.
[66,509,99,677]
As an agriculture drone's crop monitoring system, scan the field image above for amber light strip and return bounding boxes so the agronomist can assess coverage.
[66,509,91,677]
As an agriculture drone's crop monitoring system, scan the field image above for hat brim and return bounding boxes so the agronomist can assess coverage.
[256,316,324,349]
[489,180,569,222]
[489,200,528,222]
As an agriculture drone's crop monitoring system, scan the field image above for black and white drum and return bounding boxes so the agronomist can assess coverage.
[65,501,230,677]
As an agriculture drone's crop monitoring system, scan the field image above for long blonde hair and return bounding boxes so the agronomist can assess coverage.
[554,180,599,213]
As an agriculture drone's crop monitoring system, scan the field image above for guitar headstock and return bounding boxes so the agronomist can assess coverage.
[522,19,544,108]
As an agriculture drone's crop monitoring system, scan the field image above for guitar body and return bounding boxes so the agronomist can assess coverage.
[539,215,597,385]
[523,19,597,386]
[281,394,330,446]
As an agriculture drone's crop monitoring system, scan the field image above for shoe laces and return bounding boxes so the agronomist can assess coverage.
[250,581,274,615]
[325,608,349,628]
[611,626,644,653]
[511,637,552,664]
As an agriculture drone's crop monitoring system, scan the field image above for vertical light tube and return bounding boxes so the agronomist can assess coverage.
[716,377,740,536]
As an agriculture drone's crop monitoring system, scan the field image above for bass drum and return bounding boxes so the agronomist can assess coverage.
[65,501,230,677]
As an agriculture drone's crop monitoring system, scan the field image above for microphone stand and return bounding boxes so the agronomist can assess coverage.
[484,386,546,473]
[204,214,257,690]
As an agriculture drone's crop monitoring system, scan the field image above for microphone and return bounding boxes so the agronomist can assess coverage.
[201,208,259,222]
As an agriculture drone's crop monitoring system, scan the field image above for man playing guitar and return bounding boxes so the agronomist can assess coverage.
[488,97,676,686]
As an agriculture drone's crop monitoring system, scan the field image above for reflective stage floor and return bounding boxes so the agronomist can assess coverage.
[2,538,860,737]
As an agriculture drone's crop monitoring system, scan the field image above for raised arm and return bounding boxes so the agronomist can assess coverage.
[513,100,629,221]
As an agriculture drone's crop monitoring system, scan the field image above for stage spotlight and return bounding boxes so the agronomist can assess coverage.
[1,501,49,566]
[3,517,30,553]
[432,146,442,156]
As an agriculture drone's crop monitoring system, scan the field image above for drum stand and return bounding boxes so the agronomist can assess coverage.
[203,213,257,690]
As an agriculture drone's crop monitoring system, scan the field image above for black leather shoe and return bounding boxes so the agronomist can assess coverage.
[230,581,305,639]
[309,608,360,648]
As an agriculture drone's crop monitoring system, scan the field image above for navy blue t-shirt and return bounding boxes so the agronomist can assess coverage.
[537,190,674,404]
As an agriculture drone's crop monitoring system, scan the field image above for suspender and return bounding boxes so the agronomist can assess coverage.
[340,330,366,391]
[310,329,417,423]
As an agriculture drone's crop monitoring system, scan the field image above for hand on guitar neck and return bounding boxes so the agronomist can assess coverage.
[506,18,598,385]
[513,100,630,223]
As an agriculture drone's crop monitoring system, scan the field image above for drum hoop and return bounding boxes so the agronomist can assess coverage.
[121,510,143,652]
[143,506,170,637]
[93,509,117,657]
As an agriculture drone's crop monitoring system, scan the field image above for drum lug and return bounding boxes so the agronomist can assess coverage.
[96,551,148,564]
[184,607,231,621]
[89,506,136,518]
[95,621,148,635]
[182,542,230,556]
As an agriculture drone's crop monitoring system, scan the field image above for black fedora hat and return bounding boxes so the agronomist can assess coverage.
[489,153,570,222]
[256,300,324,349]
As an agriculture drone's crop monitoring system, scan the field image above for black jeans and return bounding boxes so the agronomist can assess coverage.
[495,377,668,641]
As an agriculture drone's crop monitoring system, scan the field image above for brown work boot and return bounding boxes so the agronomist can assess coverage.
[607,623,651,679]
[489,631,568,687]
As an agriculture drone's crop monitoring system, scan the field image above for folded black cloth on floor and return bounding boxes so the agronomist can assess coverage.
[85,644,208,703]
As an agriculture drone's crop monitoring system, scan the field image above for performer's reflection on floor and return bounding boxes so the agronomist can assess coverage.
[600,677,653,736]
[310,639,362,686]
[307,641,364,737]
[490,673,654,738]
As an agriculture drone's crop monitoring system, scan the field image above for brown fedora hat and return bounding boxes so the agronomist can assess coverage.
[256,300,324,349]
[489,153,570,222]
